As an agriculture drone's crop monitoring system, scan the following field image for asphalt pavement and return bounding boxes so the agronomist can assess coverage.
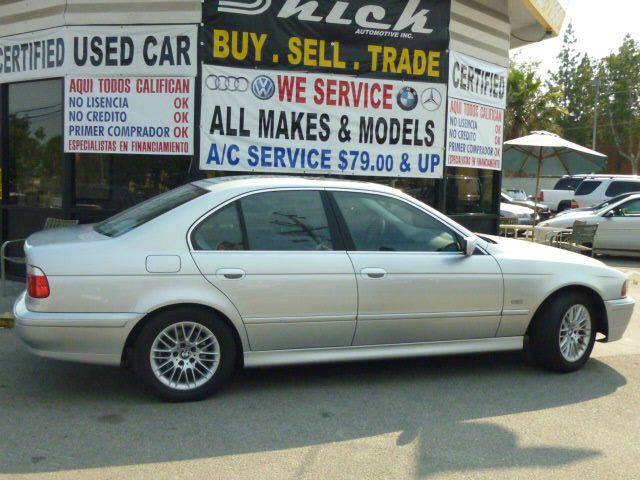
[0,258,639,479]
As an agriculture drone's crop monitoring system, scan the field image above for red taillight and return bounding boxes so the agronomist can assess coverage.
[539,191,544,202]
[570,200,579,209]
[27,265,50,299]
[622,280,629,297]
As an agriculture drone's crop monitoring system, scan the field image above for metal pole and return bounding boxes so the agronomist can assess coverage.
[532,147,542,242]
[591,79,601,151]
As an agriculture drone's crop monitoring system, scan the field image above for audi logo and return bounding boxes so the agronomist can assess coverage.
[205,75,249,92]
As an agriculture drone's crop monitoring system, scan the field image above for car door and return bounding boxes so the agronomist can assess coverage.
[329,190,504,346]
[189,189,358,351]
[595,198,640,252]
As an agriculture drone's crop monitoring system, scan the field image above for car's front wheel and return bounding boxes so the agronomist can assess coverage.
[133,307,237,402]
[529,292,597,372]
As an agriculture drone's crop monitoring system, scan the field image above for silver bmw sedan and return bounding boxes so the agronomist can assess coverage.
[14,177,635,401]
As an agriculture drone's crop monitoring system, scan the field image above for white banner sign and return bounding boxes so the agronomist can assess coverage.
[446,98,504,171]
[449,50,507,109]
[64,76,194,155]
[200,65,446,178]
[1,25,197,83]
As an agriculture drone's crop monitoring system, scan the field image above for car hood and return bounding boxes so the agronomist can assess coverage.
[540,210,598,228]
[500,203,533,215]
[482,235,615,272]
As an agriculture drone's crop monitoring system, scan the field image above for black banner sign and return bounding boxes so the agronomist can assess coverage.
[202,0,451,83]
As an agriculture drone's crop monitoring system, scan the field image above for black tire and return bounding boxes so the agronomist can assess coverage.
[133,306,237,402]
[528,292,597,373]
[557,200,572,213]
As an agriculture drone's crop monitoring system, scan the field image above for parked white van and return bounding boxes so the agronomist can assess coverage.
[573,175,640,208]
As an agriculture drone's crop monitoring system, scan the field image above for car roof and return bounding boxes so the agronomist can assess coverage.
[192,175,400,195]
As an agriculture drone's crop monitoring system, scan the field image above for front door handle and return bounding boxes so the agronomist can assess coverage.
[361,268,387,279]
[216,268,246,280]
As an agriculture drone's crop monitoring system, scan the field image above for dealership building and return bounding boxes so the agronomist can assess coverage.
[0,0,564,257]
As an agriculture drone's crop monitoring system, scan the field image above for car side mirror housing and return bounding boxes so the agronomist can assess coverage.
[463,236,479,256]
[603,210,615,218]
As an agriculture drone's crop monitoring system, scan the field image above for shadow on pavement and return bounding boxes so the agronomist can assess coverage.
[0,329,623,477]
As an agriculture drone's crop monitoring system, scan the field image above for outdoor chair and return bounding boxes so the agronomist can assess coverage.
[499,217,519,237]
[1,218,79,289]
[551,220,598,257]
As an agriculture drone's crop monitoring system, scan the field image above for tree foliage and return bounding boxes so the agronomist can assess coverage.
[507,30,640,174]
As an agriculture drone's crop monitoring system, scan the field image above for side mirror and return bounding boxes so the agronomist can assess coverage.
[603,210,615,218]
[463,236,479,257]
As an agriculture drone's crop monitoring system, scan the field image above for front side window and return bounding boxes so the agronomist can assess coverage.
[332,192,461,252]
[618,199,640,216]
[95,184,207,237]
[240,191,333,251]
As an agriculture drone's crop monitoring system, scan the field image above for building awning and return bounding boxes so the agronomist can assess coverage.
[509,0,566,48]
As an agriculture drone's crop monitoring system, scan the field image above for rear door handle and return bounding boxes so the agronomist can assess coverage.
[361,268,387,279]
[216,268,246,280]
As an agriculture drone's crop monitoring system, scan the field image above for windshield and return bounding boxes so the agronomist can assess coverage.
[95,184,207,238]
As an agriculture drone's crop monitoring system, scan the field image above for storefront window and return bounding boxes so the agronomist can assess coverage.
[445,167,496,215]
[8,79,63,207]
[74,153,191,211]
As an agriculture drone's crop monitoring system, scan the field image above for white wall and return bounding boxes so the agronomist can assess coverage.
[502,177,561,197]
[450,0,511,67]
[0,0,201,36]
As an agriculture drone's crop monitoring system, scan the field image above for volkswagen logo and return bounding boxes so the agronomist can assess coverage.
[420,87,443,111]
[396,86,418,111]
[205,75,249,92]
[251,75,276,100]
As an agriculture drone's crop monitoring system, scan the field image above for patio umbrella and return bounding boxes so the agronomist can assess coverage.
[503,131,607,229]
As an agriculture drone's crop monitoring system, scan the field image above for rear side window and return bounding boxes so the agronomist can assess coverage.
[574,180,602,196]
[605,181,640,197]
[240,191,333,251]
[192,203,245,251]
[95,184,207,238]
[554,178,583,190]
[192,191,334,251]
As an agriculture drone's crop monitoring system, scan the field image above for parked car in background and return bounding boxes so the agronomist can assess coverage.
[501,192,551,220]
[539,193,640,257]
[555,193,640,217]
[505,188,528,201]
[500,202,537,225]
[14,177,634,401]
[573,175,640,208]
[538,175,585,213]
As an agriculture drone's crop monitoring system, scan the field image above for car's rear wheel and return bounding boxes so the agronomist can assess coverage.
[529,292,597,372]
[133,307,237,402]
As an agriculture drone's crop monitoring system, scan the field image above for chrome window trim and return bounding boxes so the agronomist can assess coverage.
[187,185,488,256]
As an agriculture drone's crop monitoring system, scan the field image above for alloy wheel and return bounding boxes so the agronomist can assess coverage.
[150,322,220,390]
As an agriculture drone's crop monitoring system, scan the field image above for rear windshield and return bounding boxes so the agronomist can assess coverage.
[574,180,602,196]
[554,177,583,190]
[95,184,207,238]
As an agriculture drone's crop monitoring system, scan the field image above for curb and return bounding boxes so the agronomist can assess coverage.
[0,312,14,329]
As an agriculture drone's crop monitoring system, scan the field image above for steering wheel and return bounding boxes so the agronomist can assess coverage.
[437,241,459,252]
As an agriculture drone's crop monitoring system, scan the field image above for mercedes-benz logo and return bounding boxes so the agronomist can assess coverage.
[421,87,442,111]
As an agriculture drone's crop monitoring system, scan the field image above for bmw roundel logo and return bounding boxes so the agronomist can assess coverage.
[397,86,418,111]
[251,75,276,100]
